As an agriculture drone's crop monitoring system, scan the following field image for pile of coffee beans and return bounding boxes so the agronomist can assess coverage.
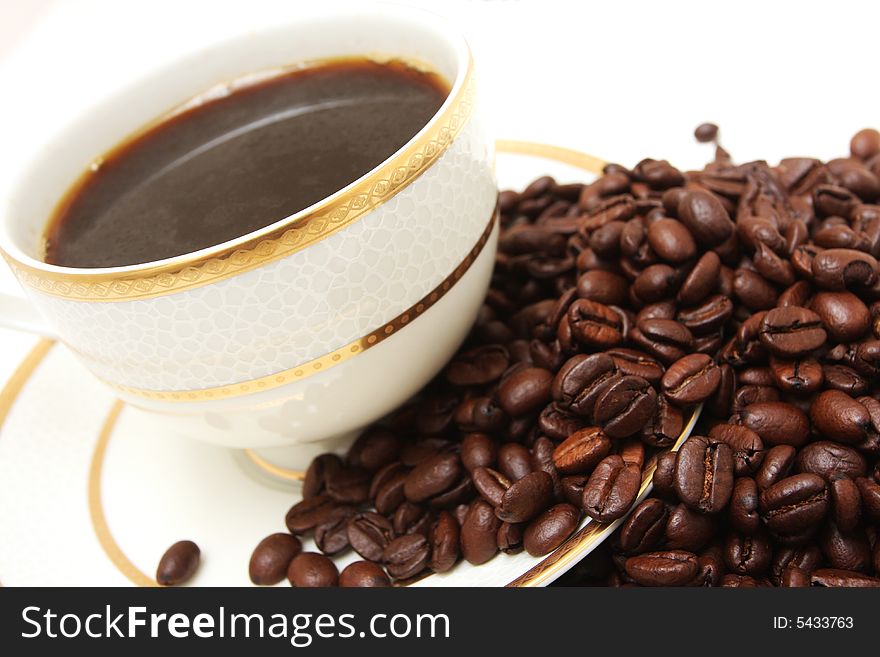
[249,126,880,587]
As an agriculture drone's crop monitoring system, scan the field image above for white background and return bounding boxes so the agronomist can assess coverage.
[0,0,878,368]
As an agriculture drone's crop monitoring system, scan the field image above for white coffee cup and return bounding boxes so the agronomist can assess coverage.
[0,4,497,468]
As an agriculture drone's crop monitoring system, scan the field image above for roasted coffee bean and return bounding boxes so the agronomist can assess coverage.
[314,505,356,555]
[625,550,700,586]
[287,552,338,588]
[733,268,778,310]
[524,503,580,556]
[810,291,871,343]
[461,500,501,565]
[759,307,826,357]
[460,433,496,473]
[391,502,432,537]
[347,428,401,473]
[498,443,533,481]
[830,477,862,532]
[855,477,880,521]
[338,561,391,588]
[249,534,302,585]
[156,540,200,586]
[429,511,460,572]
[678,295,734,338]
[729,477,760,534]
[824,365,868,395]
[709,423,765,476]
[619,498,668,554]
[497,470,555,523]
[538,403,586,440]
[630,318,695,365]
[820,521,871,572]
[737,401,810,447]
[383,534,430,580]
[662,354,721,406]
[583,455,642,522]
[302,454,342,499]
[759,473,829,535]
[577,270,629,305]
[552,353,617,417]
[472,467,511,507]
[639,395,684,447]
[769,357,823,395]
[674,436,734,513]
[652,451,678,498]
[694,123,719,143]
[606,348,664,384]
[325,467,370,505]
[647,218,696,263]
[724,531,772,576]
[347,513,395,562]
[665,503,717,551]
[552,427,612,475]
[497,367,553,416]
[810,390,870,444]
[594,375,657,437]
[797,441,868,481]
[755,445,797,490]
[404,452,461,503]
[285,495,338,535]
[810,569,880,588]
[811,248,878,291]
[567,299,624,348]
[678,252,722,306]
[496,521,524,554]
[678,190,734,246]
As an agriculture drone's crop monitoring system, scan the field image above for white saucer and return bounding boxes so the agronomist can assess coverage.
[0,142,697,586]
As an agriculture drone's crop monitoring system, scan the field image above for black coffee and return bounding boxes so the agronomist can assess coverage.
[44,58,448,268]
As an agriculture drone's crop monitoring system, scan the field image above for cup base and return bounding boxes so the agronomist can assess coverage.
[237,429,359,483]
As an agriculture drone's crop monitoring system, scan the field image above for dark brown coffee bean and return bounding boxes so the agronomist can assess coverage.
[577,270,629,305]
[652,451,678,498]
[497,470,555,523]
[771,544,823,585]
[552,427,612,475]
[646,218,696,263]
[797,441,868,481]
[810,291,871,343]
[625,550,700,586]
[724,531,772,576]
[287,552,338,587]
[445,344,510,387]
[567,298,624,348]
[756,445,797,490]
[737,401,811,447]
[156,540,200,586]
[811,248,878,290]
[323,466,369,505]
[594,375,657,438]
[314,505,356,555]
[694,123,719,143]
[720,574,762,587]
[819,521,871,572]
[759,473,829,535]
[619,498,668,554]
[780,565,811,587]
[497,442,533,481]
[810,568,880,587]
[383,534,430,580]
[759,307,826,357]
[461,500,501,565]
[678,190,734,246]
[769,357,823,395]
[830,477,862,532]
[538,403,586,440]
[851,128,880,160]
[678,251,722,306]
[552,353,617,417]
[633,264,680,303]
[673,436,734,513]
[823,365,868,395]
[496,521,524,554]
[630,318,695,365]
[404,452,461,503]
[460,433,496,473]
[665,503,717,551]
[733,268,778,311]
[729,477,760,534]
[338,561,391,587]
[606,348,664,384]
[391,502,432,537]
[347,513,395,562]
[810,390,871,444]
[497,367,553,417]
[524,503,580,556]
[583,455,642,522]
[639,395,684,448]
[855,478,880,521]
[709,423,765,476]
[732,384,780,412]
[472,467,511,507]
[302,453,342,499]
[429,511,460,572]
[662,354,721,406]
[285,495,338,535]
[249,534,302,585]
[373,469,408,515]
[752,242,795,286]
[347,428,401,473]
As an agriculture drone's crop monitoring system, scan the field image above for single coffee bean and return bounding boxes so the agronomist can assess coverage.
[461,500,501,565]
[677,189,734,246]
[811,248,878,291]
[652,451,678,498]
[709,423,765,476]
[729,477,760,534]
[552,427,612,475]
[287,552,338,587]
[338,561,391,587]
[156,540,200,586]
[771,544,823,585]
[552,353,618,418]
[755,445,797,490]
[314,505,357,555]
[303,453,342,499]
[285,495,338,534]
[830,477,862,532]
[347,512,395,562]
[769,357,823,395]
[404,452,462,503]
[619,498,668,554]
[460,433,496,472]
[819,521,871,572]
[630,318,695,365]
[733,268,778,310]
[810,568,880,588]
[606,348,664,384]
[758,307,827,357]
[647,218,696,263]
[851,128,880,160]
[737,401,810,447]
[678,251,722,305]
[567,298,624,348]
[524,503,580,556]
[639,395,684,448]
[594,375,658,438]
[347,428,401,473]
[446,344,510,386]
[674,436,734,513]
[810,390,870,444]
[797,441,868,481]
[583,455,642,522]
[373,470,408,515]
[391,502,432,537]
[249,534,302,585]
[472,467,511,507]
[429,511,460,573]
[625,550,700,586]
[662,354,721,406]
[694,122,719,143]
[809,291,871,343]
[759,473,829,535]
[538,403,586,440]
[577,269,630,305]
[497,366,553,416]
[855,477,880,521]
[497,470,555,523]
[383,534,430,580]
[665,503,717,551]
[498,442,533,481]
[724,531,772,576]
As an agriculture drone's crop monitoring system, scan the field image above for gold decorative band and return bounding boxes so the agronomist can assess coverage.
[3,56,476,303]
[107,208,497,403]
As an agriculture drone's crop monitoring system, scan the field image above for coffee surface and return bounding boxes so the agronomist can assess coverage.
[44,59,448,268]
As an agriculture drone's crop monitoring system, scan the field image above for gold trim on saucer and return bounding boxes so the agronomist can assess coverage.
[495,139,607,174]
[506,405,701,587]
[4,58,476,303]
[243,449,305,481]
[105,208,498,403]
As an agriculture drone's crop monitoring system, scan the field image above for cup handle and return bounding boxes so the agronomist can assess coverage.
[0,293,56,337]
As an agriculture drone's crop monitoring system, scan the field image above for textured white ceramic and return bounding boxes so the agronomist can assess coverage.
[0,4,496,453]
